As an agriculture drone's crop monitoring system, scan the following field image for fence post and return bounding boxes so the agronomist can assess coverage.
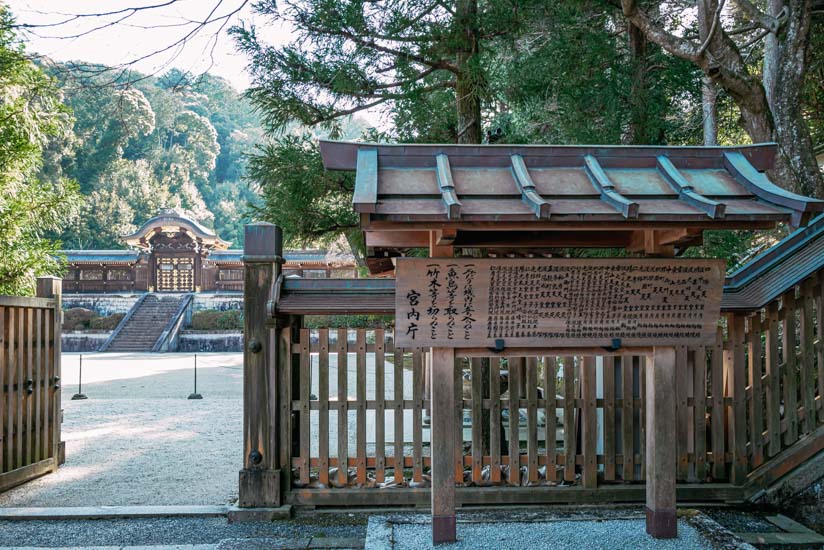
[36,276,62,467]
[238,222,282,508]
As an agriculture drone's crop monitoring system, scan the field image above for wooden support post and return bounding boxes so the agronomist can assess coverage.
[431,347,456,544]
[645,346,677,539]
[36,277,61,470]
[238,223,282,508]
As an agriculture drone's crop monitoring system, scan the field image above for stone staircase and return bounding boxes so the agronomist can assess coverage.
[105,294,186,352]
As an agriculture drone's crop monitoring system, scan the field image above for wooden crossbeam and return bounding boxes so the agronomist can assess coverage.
[583,155,639,219]
[353,148,378,213]
[510,154,551,219]
[656,156,726,219]
[435,154,462,220]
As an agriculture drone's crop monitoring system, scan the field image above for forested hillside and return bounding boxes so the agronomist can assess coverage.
[43,67,262,249]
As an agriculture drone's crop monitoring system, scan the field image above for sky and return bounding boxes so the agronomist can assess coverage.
[5,0,289,91]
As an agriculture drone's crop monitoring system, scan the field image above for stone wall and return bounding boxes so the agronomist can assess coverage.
[62,331,110,352]
[63,294,143,316]
[178,331,243,352]
[192,293,243,312]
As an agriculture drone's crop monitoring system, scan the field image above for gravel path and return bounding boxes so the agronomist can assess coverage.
[0,515,368,547]
[371,515,714,550]
[0,353,244,507]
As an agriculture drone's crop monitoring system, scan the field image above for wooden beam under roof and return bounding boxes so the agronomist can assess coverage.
[435,154,462,219]
[583,155,639,219]
[510,154,551,219]
[656,156,726,219]
[353,148,378,213]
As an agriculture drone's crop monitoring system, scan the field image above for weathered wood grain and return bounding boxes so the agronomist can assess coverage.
[395,258,725,348]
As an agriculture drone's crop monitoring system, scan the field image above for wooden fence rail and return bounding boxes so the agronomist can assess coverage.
[0,277,63,492]
[277,269,823,506]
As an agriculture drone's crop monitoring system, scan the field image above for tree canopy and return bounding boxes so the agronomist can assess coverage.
[0,7,81,295]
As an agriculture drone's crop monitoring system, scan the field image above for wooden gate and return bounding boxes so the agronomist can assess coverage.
[0,277,63,492]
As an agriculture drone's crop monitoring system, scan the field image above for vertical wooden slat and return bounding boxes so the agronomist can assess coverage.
[16,306,23,469]
[603,356,616,481]
[7,308,15,470]
[374,329,386,484]
[25,307,33,467]
[454,355,463,485]
[639,355,646,481]
[508,357,521,486]
[711,327,725,480]
[412,349,423,483]
[356,330,367,485]
[337,328,348,486]
[799,280,815,435]
[393,345,404,484]
[816,273,824,424]
[526,357,538,483]
[581,357,597,489]
[563,356,576,482]
[39,308,48,462]
[0,307,5,473]
[694,346,707,481]
[298,328,311,486]
[470,357,483,484]
[748,313,764,468]
[544,357,557,483]
[489,357,501,484]
[675,346,688,480]
[278,327,292,488]
[727,314,747,485]
[34,308,42,463]
[43,308,51,462]
[782,293,798,446]
[621,356,634,481]
[765,302,781,456]
[317,328,329,486]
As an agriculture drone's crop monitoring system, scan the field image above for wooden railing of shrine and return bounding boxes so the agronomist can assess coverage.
[238,221,824,509]
[0,278,64,492]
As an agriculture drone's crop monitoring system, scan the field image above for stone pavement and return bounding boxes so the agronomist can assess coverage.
[0,353,244,507]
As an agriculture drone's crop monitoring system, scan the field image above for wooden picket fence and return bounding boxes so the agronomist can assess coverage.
[0,278,63,492]
[279,270,824,507]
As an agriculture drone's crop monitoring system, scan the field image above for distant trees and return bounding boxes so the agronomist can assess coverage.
[46,69,262,249]
[0,7,81,295]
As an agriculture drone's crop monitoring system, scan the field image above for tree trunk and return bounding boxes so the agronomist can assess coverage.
[698,1,718,146]
[766,0,822,197]
[627,23,651,144]
[623,0,823,197]
[455,0,482,145]
[702,77,718,145]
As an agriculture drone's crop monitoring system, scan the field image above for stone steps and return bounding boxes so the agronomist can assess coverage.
[106,294,185,352]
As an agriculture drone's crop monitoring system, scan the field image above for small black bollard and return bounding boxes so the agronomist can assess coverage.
[71,353,88,400]
[188,353,203,400]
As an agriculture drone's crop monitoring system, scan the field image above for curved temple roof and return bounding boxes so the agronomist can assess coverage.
[320,141,824,268]
[122,209,231,250]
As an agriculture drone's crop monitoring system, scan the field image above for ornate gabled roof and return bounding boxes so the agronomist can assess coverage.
[122,209,230,250]
[320,141,824,271]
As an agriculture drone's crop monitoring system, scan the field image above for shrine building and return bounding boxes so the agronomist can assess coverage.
[60,210,356,294]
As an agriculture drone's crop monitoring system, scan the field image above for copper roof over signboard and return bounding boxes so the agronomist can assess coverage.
[320,140,824,271]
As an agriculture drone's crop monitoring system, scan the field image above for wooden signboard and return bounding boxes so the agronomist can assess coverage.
[395,258,725,348]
